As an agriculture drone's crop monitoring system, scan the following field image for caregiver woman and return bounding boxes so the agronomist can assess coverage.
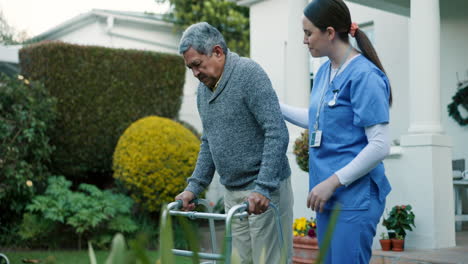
[281,0,393,263]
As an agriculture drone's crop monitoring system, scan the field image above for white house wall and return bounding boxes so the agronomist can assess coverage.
[346,0,464,249]
[440,3,468,165]
[246,0,463,250]
[57,18,178,53]
[247,0,414,228]
[249,0,313,221]
[348,1,468,179]
[440,2,468,215]
[57,21,109,47]
[347,2,413,248]
[250,0,288,103]
[346,2,410,148]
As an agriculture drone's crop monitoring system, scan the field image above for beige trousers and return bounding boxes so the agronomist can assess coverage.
[224,177,294,264]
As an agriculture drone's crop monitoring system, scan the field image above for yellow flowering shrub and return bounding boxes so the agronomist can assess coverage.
[293,217,317,237]
[113,116,200,212]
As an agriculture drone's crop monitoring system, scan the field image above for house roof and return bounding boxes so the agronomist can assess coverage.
[31,9,174,42]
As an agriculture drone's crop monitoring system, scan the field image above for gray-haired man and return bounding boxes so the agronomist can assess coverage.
[175,22,293,264]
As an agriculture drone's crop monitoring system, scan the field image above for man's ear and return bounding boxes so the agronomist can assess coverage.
[212,45,224,57]
[326,26,336,41]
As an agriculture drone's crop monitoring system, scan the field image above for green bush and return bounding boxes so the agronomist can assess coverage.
[113,116,200,213]
[20,176,138,249]
[293,130,309,172]
[0,74,57,245]
[19,41,186,180]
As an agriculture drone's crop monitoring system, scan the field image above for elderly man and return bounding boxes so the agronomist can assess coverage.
[175,22,293,264]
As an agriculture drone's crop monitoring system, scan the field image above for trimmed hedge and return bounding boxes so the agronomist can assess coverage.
[19,41,186,179]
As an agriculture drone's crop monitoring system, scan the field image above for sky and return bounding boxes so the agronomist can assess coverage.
[0,0,169,37]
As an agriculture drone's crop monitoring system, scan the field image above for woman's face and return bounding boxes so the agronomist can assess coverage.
[302,16,330,58]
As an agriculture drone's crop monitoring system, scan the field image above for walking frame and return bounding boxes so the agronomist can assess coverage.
[0,253,9,264]
[165,198,284,264]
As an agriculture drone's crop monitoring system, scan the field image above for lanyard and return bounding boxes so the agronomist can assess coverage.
[313,46,353,131]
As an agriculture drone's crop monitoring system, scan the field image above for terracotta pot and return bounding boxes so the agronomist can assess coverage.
[292,236,319,264]
[391,239,405,251]
[379,239,392,251]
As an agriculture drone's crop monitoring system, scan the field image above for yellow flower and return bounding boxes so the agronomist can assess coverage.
[17,75,24,80]
[293,216,317,238]
[24,79,30,85]
[26,180,33,187]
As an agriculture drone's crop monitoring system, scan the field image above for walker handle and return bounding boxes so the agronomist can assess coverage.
[242,200,284,251]
[173,198,199,210]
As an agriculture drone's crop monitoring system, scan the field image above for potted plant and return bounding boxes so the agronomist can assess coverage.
[292,217,318,264]
[382,205,416,238]
[379,232,392,251]
[391,234,405,251]
[382,204,415,251]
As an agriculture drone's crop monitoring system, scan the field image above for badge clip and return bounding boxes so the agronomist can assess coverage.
[328,89,340,107]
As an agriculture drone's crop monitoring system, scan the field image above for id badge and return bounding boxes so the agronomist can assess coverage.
[310,130,322,148]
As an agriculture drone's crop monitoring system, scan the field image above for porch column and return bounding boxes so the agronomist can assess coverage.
[408,0,442,134]
[399,0,456,249]
[284,0,310,108]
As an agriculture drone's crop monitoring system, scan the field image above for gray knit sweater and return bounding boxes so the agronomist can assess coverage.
[185,51,291,200]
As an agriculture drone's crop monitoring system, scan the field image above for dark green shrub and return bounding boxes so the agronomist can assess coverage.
[20,176,138,249]
[19,41,186,180]
[0,74,56,245]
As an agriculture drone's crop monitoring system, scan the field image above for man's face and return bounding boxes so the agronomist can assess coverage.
[183,47,224,88]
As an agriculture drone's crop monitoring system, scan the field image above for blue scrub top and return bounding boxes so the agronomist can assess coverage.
[308,55,392,210]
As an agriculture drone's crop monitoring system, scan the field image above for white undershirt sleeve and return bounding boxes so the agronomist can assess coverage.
[335,123,391,186]
[279,102,309,129]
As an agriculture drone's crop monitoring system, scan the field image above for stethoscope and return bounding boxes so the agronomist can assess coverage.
[327,89,340,107]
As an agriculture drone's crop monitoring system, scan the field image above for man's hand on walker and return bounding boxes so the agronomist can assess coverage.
[307,174,342,213]
[175,191,196,211]
[247,192,270,215]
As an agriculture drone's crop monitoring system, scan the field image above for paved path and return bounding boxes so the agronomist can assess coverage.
[371,231,468,264]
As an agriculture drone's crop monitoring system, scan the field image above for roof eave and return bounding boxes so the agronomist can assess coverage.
[346,0,410,17]
[30,9,176,42]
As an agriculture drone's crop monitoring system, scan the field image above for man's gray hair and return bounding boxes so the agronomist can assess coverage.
[178,22,228,55]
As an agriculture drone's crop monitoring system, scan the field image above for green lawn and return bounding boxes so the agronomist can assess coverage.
[1,250,194,264]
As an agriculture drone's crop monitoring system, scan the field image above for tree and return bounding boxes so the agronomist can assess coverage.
[0,11,28,45]
[157,0,250,57]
